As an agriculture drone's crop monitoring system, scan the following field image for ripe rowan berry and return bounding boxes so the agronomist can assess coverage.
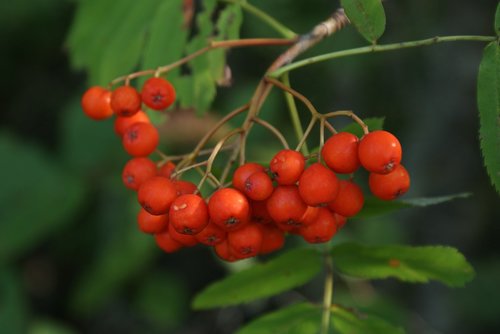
[122,157,157,191]
[208,188,250,231]
[110,85,142,117]
[137,208,168,234]
[114,110,150,137]
[228,223,263,259]
[270,149,305,185]
[157,161,176,178]
[250,200,273,224]
[214,240,238,262]
[368,164,410,200]
[266,185,307,231]
[334,213,347,229]
[195,221,227,246]
[81,86,114,120]
[155,230,183,253]
[169,194,209,235]
[258,224,285,255]
[232,163,265,192]
[299,208,337,243]
[168,223,198,246]
[299,206,321,226]
[321,132,360,174]
[328,180,364,217]
[173,180,198,196]
[244,171,274,201]
[141,77,176,110]
[298,163,339,206]
[358,130,402,174]
[137,176,177,215]
[122,122,159,157]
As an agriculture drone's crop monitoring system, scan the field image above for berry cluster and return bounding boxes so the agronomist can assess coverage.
[81,78,410,262]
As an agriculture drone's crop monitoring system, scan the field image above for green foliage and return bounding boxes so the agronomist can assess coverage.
[340,117,384,137]
[478,42,500,194]
[192,248,322,309]
[332,305,405,334]
[340,0,386,43]
[495,2,500,35]
[0,133,86,262]
[237,303,321,334]
[28,319,76,334]
[358,192,471,218]
[332,243,475,287]
[0,270,27,333]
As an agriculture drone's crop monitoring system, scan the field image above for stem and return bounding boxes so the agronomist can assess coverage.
[269,35,497,77]
[251,117,290,149]
[321,250,334,334]
[322,110,369,135]
[296,117,318,152]
[280,73,309,155]
[218,0,297,39]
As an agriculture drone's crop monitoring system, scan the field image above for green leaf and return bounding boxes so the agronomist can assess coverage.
[0,270,28,334]
[358,192,471,218]
[192,248,322,309]
[237,303,321,334]
[332,305,405,334]
[332,243,475,287]
[495,3,500,35]
[28,319,76,334]
[0,133,86,262]
[478,42,500,194]
[340,0,386,43]
[340,117,384,138]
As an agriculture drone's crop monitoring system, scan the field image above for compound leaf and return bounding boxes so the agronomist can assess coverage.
[332,305,405,334]
[332,243,475,287]
[192,248,322,309]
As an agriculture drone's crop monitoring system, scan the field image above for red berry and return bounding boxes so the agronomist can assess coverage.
[173,180,198,196]
[208,188,250,231]
[214,240,238,262]
[122,122,159,157]
[299,208,337,243]
[368,164,410,200]
[110,85,141,117]
[300,206,321,226]
[157,161,176,178]
[321,132,360,174]
[250,200,273,224]
[122,157,157,191]
[155,230,183,253]
[258,224,285,255]
[169,194,209,235]
[137,176,177,215]
[266,185,307,231]
[244,171,274,201]
[137,208,168,234]
[334,213,347,229]
[168,223,198,246]
[298,163,339,206]
[81,86,113,120]
[195,221,227,246]
[114,110,150,137]
[141,77,176,110]
[270,149,305,185]
[358,130,402,174]
[328,180,364,217]
[232,163,265,192]
[228,223,263,259]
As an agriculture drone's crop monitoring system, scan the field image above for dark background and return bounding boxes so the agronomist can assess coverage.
[1,0,499,333]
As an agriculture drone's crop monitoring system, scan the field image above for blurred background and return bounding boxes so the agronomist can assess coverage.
[1,0,499,333]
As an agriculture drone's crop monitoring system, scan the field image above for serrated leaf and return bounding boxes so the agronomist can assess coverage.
[495,3,500,35]
[332,243,475,287]
[192,248,322,309]
[237,303,321,334]
[358,192,471,218]
[339,117,384,138]
[332,305,405,334]
[478,42,500,194]
[0,133,86,262]
[341,0,386,43]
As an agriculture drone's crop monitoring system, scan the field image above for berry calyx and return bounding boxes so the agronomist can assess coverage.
[298,163,339,206]
[321,132,360,174]
[195,222,227,246]
[369,164,410,200]
[141,77,176,110]
[270,149,305,185]
[358,130,402,174]
[110,85,142,117]
[81,86,114,120]
[208,188,250,231]
[114,110,150,137]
